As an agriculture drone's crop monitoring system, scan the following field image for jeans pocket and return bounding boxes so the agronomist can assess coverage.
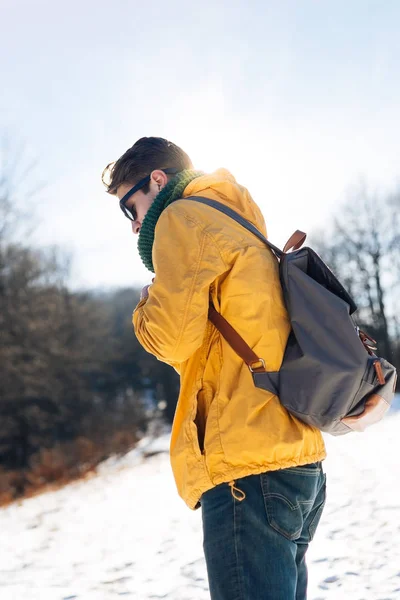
[261,466,326,543]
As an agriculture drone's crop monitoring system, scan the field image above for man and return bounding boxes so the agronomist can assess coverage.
[102,137,326,600]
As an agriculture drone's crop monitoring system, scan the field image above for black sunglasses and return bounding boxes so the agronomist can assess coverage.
[119,168,180,221]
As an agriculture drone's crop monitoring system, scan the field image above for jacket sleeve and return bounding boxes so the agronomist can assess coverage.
[133,204,227,365]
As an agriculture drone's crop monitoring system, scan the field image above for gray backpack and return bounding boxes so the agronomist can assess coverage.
[188,196,397,436]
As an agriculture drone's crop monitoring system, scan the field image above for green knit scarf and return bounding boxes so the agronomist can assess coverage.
[138,169,204,272]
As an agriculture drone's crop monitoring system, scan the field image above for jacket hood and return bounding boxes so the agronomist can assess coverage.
[182,168,267,237]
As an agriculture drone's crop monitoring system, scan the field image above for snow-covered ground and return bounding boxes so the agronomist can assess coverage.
[1,399,400,600]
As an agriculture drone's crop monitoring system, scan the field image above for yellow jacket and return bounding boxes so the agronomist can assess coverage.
[133,170,326,509]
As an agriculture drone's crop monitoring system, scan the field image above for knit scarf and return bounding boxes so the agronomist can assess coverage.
[138,169,204,272]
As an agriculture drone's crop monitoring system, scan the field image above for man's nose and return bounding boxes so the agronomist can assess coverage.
[131,220,141,235]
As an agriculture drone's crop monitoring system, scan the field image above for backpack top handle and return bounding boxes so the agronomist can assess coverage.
[283,230,307,253]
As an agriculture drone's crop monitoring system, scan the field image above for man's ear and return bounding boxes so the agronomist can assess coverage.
[150,169,169,191]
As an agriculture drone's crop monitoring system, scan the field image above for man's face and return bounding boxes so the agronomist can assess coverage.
[116,185,156,234]
[116,170,169,235]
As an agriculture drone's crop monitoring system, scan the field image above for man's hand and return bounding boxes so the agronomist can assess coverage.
[341,393,389,432]
[140,278,155,301]
[140,284,151,301]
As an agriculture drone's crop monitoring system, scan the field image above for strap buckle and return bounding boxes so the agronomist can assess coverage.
[249,358,266,373]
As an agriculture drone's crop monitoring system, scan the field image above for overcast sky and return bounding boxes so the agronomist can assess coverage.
[1,0,399,289]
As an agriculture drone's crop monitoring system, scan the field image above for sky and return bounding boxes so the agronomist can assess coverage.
[1,0,400,289]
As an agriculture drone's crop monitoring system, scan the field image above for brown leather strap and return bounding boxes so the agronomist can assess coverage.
[358,329,377,355]
[208,305,266,372]
[283,230,307,253]
[373,360,386,385]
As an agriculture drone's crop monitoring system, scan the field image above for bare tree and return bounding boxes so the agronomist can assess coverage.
[0,133,44,244]
[311,182,399,362]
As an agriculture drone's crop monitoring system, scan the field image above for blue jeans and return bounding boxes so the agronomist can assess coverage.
[201,463,326,600]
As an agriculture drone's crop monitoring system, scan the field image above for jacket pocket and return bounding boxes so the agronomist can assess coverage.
[196,326,223,453]
[261,464,326,543]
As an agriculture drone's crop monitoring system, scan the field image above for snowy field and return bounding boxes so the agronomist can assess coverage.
[1,397,400,600]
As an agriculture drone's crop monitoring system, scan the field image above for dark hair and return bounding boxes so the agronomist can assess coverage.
[102,137,193,195]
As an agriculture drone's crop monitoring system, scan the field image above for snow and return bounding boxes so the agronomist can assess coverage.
[0,400,400,600]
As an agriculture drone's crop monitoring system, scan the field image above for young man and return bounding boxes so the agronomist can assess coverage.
[103,137,326,600]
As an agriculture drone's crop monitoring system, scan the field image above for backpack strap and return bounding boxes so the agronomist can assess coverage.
[186,196,305,375]
[186,196,306,256]
[185,196,272,372]
[185,196,284,258]
[208,305,266,373]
